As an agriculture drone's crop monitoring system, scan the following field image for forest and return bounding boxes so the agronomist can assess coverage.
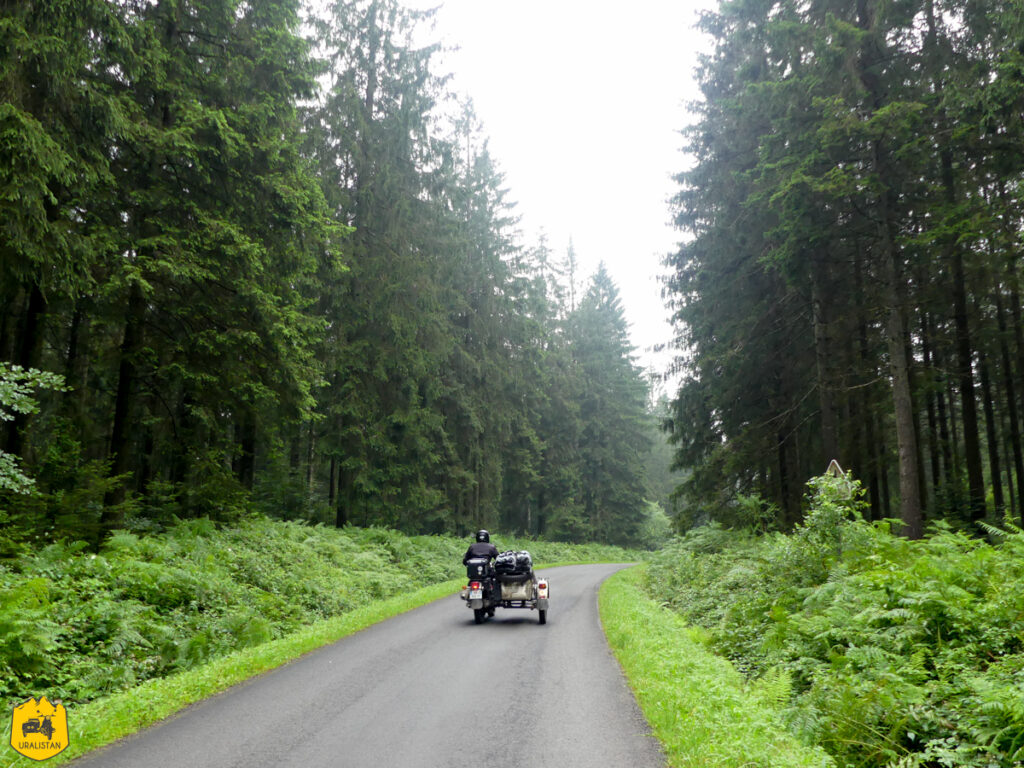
[4,0,1024,548]
[664,0,1024,538]
[5,0,1024,765]
[0,0,668,550]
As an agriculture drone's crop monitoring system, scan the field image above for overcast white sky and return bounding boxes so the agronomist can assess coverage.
[402,0,717,396]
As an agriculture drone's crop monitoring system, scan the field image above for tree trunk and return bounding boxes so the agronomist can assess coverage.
[876,417,893,520]
[328,455,337,509]
[0,283,19,363]
[1005,428,1018,523]
[1014,286,1024,495]
[906,322,928,517]
[924,0,985,526]
[62,300,93,428]
[950,220,986,524]
[138,421,155,495]
[237,409,256,491]
[4,282,47,457]
[865,405,881,519]
[811,256,839,464]
[979,357,1003,513]
[996,290,1024,522]
[857,0,921,537]
[921,313,940,509]
[171,393,190,486]
[102,282,146,531]
[16,283,46,371]
[336,467,351,528]
[947,374,962,484]
[777,426,801,529]
[878,220,921,535]
[853,254,882,519]
[1012,282,1024,424]
[1007,434,1015,524]
[935,345,954,497]
[306,421,316,498]
[873,158,921,536]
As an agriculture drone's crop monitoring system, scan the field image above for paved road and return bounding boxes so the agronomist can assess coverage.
[73,564,665,768]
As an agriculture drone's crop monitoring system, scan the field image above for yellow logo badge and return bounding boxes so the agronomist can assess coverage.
[10,697,69,761]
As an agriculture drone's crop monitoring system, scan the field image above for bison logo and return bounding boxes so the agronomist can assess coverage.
[10,697,69,761]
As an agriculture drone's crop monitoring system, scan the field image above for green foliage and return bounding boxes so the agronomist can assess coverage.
[0,519,640,706]
[645,471,1024,766]
[0,0,657,550]
[663,0,1024,533]
[601,566,833,768]
[636,501,674,551]
[2,579,468,767]
[562,263,653,545]
[0,364,65,493]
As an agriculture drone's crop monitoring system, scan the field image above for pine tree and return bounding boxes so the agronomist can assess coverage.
[664,0,1024,536]
[566,264,651,545]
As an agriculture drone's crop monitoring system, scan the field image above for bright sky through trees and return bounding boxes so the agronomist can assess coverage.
[403,0,717,390]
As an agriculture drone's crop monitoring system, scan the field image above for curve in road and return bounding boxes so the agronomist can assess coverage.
[71,563,665,768]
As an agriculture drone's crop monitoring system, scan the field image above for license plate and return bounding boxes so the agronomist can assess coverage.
[469,589,482,599]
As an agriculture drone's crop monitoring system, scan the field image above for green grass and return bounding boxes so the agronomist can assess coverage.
[0,521,640,768]
[599,565,833,768]
[644,476,1024,767]
[2,578,463,768]
[1,518,643,708]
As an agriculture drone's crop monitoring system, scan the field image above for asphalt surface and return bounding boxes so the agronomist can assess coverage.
[72,563,665,768]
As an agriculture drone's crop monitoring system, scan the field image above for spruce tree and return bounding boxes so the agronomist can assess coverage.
[566,264,651,545]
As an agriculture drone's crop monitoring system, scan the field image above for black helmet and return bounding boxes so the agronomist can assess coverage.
[475,530,490,543]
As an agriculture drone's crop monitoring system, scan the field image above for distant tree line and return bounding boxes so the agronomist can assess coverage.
[664,0,1024,537]
[0,0,656,547]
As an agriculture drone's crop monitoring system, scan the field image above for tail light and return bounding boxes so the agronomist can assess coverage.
[538,580,548,598]
[469,581,482,590]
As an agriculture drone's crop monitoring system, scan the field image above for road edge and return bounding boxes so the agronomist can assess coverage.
[9,559,633,767]
[6,579,463,768]
[598,565,834,768]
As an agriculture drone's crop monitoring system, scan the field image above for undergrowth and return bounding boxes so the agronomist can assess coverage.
[0,518,638,707]
[645,474,1024,768]
[600,566,833,768]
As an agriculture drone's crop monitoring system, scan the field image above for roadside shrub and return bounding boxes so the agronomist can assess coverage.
[0,518,643,706]
[645,472,1024,767]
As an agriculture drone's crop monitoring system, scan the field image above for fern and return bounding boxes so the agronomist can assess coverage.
[645,467,1024,767]
[0,517,643,705]
[751,665,793,710]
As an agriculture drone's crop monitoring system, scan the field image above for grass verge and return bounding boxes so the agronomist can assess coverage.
[2,578,463,768]
[598,565,833,768]
[3,557,622,766]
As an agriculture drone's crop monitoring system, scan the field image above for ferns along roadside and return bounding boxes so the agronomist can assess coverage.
[0,519,637,705]
[645,472,1024,768]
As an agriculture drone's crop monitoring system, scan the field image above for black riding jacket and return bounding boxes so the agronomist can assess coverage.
[463,541,498,565]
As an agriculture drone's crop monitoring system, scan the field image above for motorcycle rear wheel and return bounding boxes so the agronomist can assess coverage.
[474,608,485,624]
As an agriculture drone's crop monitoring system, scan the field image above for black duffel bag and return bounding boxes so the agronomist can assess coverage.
[495,550,533,573]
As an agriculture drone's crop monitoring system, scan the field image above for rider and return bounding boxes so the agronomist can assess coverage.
[463,530,499,605]
[463,529,499,564]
